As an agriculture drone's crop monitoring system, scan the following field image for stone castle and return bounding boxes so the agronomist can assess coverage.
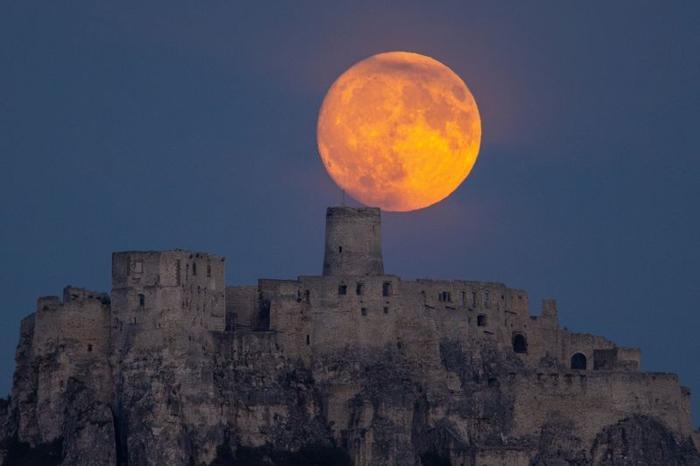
[0,207,698,465]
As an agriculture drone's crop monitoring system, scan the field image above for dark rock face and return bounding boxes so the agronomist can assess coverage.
[0,398,9,465]
[1,436,63,466]
[61,379,115,466]
[591,416,700,466]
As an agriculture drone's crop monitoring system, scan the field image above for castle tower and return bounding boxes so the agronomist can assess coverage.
[322,206,384,276]
[110,250,226,354]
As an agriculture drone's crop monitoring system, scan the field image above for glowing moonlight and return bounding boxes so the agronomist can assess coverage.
[317,51,481,212]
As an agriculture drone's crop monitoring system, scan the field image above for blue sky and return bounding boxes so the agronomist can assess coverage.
[1,1,698,422]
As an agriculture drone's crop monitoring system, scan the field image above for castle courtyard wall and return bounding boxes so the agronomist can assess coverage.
[510,371,693,443]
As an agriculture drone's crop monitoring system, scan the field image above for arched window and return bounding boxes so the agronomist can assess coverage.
[512,334,527,353]
[571,353,587,370]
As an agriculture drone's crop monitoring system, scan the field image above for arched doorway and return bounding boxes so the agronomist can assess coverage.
[512,333,527,353]
[571,352,587,370]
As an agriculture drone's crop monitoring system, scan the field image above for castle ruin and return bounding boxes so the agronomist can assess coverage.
[1,207,698,465]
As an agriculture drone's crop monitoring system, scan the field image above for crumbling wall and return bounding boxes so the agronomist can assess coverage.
[510,371,694,444]
[110,250,226,465]
[225,285,258,331]
[13,288,112,445]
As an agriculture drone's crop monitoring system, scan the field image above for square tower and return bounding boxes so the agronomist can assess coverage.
[111,250,225,353]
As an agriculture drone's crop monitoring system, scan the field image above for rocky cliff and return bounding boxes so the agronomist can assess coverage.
[1,209,699,465]
[0,317,698,466]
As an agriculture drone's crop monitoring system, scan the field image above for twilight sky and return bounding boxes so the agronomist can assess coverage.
[1,1,698,421]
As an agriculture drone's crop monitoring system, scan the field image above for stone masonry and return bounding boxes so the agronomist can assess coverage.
[0,207,698,465]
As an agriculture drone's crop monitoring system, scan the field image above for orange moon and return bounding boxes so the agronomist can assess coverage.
[317,51,482,212]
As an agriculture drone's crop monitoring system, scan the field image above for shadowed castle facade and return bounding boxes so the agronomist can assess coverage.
[1,207,698,465]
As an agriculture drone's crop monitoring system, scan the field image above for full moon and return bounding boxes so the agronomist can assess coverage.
[317,51,482,212]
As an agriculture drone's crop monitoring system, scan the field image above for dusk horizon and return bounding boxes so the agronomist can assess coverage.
[1,2,699,464]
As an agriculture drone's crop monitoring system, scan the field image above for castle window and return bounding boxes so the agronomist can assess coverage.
[130,260,143,274]
[477,314,487,327]
[512,333,527,353]
[483,290,490,308]
[304,290,310,302]
[472,291,477,307]
[461,291,466,306]
[338,284,347,295]
[192,263,197,276]
[338,246,342,253]
[383,306,389,314]
[175,260,181,285]
[571,353,587,370]
[207,264,211,278]
[361,307,367,316]
[438,291,452,302]
[306,335,310,345]
[356,283,364,295]
[138,293,145,307]
[382,282,392,297]
[87,344,93,352]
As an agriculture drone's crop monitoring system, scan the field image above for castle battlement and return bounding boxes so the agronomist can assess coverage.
[5,206,696,465]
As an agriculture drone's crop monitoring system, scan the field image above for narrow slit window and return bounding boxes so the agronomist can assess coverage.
[382,282,392,297]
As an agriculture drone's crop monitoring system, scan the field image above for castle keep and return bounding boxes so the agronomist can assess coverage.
[1,207,698,466]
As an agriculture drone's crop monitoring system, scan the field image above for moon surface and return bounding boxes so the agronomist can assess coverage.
[317,51,482,212]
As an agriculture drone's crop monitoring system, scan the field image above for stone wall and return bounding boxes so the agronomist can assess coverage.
[1,207,698,465]
[260,273,640,376]
[225,285,257,331]
[10,287,112,448]
[323,207,384,276]
[510,371,694,444]
[110,250,227,464]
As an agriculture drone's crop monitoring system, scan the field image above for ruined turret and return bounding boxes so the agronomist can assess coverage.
[322,206,384,276]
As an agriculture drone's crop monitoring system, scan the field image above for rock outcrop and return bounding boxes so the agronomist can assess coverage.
[1,208,698,465]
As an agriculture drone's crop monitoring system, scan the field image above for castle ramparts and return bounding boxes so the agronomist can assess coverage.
[2,207,697,466]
